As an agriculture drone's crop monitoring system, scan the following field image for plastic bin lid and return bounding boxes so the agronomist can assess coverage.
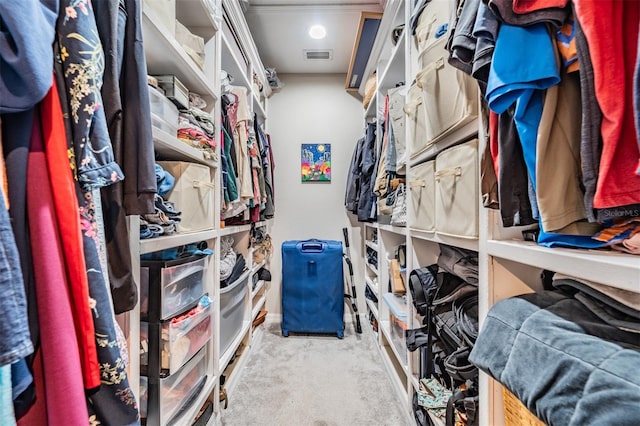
[382,293,408,321]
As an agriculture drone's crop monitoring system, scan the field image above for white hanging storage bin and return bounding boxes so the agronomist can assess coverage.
[434,139,479,238]
[157,161,215,233]
[405,82,428,159]
[409,160,436,232]
[387,85,408,170]
[416,55,478,149]
[414,0,451,65]
[413,0,478,155]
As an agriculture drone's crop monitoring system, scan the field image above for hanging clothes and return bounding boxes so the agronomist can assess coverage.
[0,135,32,369]
[55,1,139,422]
[27,110,89,426]
[233,87,254,202]
[0,365,15,426]
[0,0,57,113]
[345,137,365,214]
[255,121,275,218]
[94,0,157,315]
[0,111,39,418]
[56,0,124,190]
[573,0,640,209]
[486,0,568,28]
[357,123,378,222]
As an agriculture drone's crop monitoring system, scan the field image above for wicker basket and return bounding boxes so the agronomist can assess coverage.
[502,387,546,426]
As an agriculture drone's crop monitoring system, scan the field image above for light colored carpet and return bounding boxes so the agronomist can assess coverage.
[220,319,410,426]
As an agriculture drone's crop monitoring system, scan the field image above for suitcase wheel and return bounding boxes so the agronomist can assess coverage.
[337,330,344,339]
[282,329,289,337]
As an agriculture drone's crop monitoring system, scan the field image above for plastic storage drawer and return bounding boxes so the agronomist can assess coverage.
[140,254,208,321]
[140,348,207,425]
[141,296,211,374]
[220,272,249,355]
[382,293,408,362]
[149,85,179,134]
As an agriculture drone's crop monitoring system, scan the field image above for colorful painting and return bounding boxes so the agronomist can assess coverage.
[301,143,331,182]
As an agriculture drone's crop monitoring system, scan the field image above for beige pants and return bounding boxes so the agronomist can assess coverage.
[536,71,598,235]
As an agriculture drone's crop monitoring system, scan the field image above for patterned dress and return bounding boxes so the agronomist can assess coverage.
[56,1,138,424]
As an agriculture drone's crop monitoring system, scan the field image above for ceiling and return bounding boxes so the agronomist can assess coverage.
[243,0,384,74]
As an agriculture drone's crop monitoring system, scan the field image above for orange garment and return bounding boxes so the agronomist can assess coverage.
[557,15,579,73]
[573,0,640,209]
[513,0,568,14]
[40,82,101,390]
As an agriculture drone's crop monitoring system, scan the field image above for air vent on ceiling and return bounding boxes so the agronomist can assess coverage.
[304,49,333,60]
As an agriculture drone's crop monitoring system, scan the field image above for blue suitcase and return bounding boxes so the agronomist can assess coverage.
[281,239,344,338]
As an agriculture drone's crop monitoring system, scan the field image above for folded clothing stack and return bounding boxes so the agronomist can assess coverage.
[177,93,217,159]
[470,276,640,425]
[140,164,183,239]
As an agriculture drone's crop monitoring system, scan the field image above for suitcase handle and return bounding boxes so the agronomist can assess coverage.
[301,241,324,252]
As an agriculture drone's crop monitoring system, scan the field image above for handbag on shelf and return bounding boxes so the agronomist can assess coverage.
[390,183,407,226]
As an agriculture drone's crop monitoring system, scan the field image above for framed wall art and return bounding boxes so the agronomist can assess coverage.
[301,143,331,182]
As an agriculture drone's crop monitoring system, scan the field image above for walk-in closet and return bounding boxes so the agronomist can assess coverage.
[0,0,638,425]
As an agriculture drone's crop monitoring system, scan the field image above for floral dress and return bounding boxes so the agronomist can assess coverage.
[57,1,138,424]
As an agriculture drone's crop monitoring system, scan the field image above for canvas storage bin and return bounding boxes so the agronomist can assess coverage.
[416,37,478,151]
[409,160,436,232]
[157,161,215,233]
[414,0,451,64]
[434,139,479,238]
[388,85,408,169]
[405,82,427,159]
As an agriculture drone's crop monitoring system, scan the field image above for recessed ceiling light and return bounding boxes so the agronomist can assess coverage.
[309,25,326,40]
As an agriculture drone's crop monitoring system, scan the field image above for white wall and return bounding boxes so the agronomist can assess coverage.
[265,73,366,320]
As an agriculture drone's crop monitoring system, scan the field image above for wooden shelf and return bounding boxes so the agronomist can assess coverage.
[252,92,267,123]
[487,240,640,292]
[142,6,218,107]
[140,229,216,254]
[365,276,379,297]
[176,0,219,41]
[217,224,252,236]
[366,262,378,275]
[365,93,378,119]
[251,295,266,320]
[378,224,407,235]
[153,126,218,168]
[410,229,479,252]
[221,32,252,89]
[366,298,379,321]
[410,376,419,392]
[251,279,266,299]
[366,240,379,251]
[379,320,408,374]
[377,31,406,91]
[251,260,267,274]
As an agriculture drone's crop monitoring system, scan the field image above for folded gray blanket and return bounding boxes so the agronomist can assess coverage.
[469,291,640,425]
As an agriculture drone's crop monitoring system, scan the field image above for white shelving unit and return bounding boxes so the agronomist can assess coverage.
[356,2,640,425]
[486,240,640,292]
[140,229,217,255]
[142,4,218,108]
[130,0,273,424]
[153,126,219,167]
